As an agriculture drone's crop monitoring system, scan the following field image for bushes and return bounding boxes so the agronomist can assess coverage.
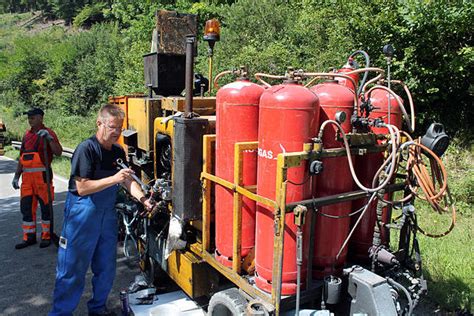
[2,2,471,142]
[0,23,123,118]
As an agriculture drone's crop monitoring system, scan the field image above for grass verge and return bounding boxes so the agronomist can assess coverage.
[390,142,473,312]
[3,145,71,179]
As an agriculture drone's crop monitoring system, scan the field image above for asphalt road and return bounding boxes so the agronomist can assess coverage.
[0,156,140,315]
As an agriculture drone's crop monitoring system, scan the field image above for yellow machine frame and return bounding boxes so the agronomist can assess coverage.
[196,135,388,314]
[123,94,392,315]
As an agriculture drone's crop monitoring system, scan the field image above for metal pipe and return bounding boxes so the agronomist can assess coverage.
[295,225,303,316]
[208,54,213,95]
[387,62,392,126]
[379,79,416,132]
[213,70,233,90]
[286,183,404,210]
[185,35,195,117]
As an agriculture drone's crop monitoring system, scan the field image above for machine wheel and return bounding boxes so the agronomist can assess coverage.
[208,288,248,316]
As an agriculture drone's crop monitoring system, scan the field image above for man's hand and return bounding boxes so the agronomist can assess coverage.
[113,168,134,184]
[11,175,20,190]
[37,129,54,142]
[143,198,154,212]
[138,197,155,217]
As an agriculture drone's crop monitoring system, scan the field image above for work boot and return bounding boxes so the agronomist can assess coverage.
[39,239,51,248]
[15,238,37,249]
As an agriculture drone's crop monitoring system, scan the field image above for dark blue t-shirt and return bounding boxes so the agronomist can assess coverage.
[68,135,126,194]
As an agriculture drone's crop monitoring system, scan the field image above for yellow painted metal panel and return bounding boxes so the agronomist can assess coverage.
[202,134,216,252]
[108,95,130,149]
[127,98,161,152]
[154,116,174,137]
[167,249,218,298]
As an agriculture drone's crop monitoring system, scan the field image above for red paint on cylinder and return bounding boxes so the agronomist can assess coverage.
[310,81,355,278]
[255,82,319,295]
[215,79,264,267]
[336,59,359,91]
[369,88,403,135]
[350,88,403,262]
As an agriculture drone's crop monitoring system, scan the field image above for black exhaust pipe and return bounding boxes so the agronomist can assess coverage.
[185,35,195,117]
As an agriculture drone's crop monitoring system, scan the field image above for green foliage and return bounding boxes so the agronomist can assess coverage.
[64,23,123,115]
[108,1,161,95]
[0,1,473,312]
[213,0,296,76]
[0,22,123,116]
[443,143,474,216]
[210,0,473,140]
[0,30,58,111]
[112,39,149,95]
[417,205,473,311]
[73,2,108,28]
[346,1,474,139]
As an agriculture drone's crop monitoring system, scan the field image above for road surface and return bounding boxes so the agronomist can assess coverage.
[0,156,140,315]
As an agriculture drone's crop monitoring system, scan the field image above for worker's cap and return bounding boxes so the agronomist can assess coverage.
[23,108,44,116]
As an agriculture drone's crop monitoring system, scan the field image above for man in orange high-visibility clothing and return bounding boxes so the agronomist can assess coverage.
[12,108,62,249]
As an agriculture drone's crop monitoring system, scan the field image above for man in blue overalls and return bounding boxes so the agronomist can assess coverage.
[50,104,153,316]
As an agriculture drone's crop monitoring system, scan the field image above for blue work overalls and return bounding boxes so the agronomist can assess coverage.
[49,183,119,316]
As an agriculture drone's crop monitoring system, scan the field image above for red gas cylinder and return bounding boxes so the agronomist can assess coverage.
[255,81,319,295]
[369,88,403,134]
[350,87,403,262]
[336,58,359,91]
[310,80,355,278]
[215,79,264,267]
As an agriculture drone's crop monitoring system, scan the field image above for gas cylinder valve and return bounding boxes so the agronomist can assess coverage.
[373,118,385,128]
[285,67,305,82]
[236,65,249,80]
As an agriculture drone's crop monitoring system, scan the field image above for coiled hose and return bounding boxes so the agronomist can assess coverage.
[406,141,456,237]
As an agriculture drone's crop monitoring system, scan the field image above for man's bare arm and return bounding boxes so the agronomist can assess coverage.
[75,169,134,196]
[123,178,147,204]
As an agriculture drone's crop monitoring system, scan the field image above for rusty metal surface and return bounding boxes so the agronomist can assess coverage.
[161,97,216,115]
[155,10,197,55]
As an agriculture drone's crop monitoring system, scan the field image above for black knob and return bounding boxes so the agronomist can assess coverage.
[383,44,394,58]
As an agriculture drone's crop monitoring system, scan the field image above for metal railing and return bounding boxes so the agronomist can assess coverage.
[11,141,75,159]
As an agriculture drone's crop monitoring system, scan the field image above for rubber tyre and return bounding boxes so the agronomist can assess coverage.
[208,288,247,316]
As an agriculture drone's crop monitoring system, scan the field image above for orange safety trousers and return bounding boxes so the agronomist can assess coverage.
[19,150,54,241]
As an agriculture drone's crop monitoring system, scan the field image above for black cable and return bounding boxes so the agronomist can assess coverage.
[287,175,312,186]
[311,197,368,219]
[350,50,370,95]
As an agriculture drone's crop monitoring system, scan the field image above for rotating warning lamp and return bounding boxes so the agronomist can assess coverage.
[204,18,221,42]
[204,18,220,54]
